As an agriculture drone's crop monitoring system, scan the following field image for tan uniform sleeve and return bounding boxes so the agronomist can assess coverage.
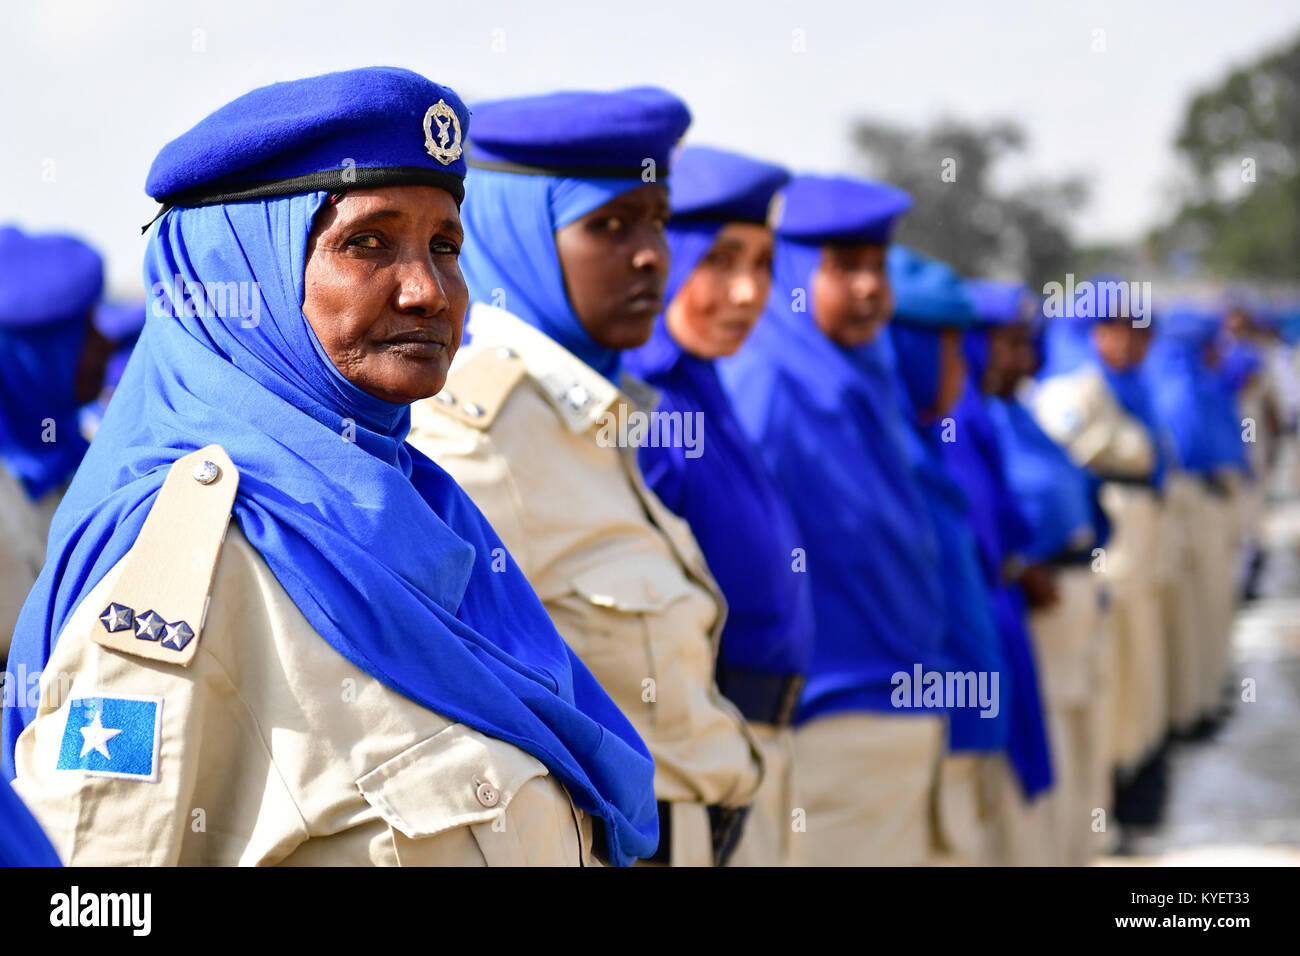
[411,377,763,810]
[10,556,300,866]
[1033,368,1155,478]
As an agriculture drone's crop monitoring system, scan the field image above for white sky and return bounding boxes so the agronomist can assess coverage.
[3,0,1298,294]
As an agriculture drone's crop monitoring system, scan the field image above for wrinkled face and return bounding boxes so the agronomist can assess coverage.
[302,184,468,405]
[983,321,1038,397]
[1091,319,1151,372]
[666,223,774,359]
[812,242,892,348]
[554,183,670,352]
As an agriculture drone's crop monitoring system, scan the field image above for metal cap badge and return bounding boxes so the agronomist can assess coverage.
[424,100,463,165]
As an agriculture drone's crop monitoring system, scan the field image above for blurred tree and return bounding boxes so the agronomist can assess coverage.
[848,117,1088,286]
[1150,33,1300,279]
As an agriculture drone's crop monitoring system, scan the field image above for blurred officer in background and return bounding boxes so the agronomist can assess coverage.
[1033,286,1167,839]
[5,68,658,867]
[406,88,763,867]
[79,300,147,442]
[0,227,108,663]
[968,279,1113,864]
[718,176,955,866]
[623,146,811,866]
[889,249,1052,866]
[937,273,1056,866]
[1219,303,1282,600]
[1147,306,1246,734]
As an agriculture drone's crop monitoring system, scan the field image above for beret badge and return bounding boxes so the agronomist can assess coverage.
[423,100,463,166]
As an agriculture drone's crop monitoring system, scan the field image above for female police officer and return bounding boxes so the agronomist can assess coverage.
[2,68,658,867]
[0,228,108,663]
[717,177,955,866]
[407,90,764,867]
[622,146,810,866]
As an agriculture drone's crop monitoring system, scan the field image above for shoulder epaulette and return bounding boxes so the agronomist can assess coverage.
[92,445,239,667]
[426,347,528,431]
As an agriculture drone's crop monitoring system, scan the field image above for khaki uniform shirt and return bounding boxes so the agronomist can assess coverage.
[408,305,763,813]
[1031,365,1156,479]
[11,446,596,866]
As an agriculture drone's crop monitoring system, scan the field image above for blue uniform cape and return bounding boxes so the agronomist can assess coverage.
[718,237,952,722]
[2,194,658,865]
[0,227,104,501]
[623,149,812,681]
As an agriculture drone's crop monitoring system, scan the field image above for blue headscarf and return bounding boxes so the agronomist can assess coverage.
[890,258,1051,789]
[623,152,812,680]
[718,236,951,721]
[2,193,658,865]
[0,227,103,501]
[964,282,1103,562]
[458,169,648,380]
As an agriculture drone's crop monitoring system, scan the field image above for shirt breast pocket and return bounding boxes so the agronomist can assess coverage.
[549,561,711,743]
[355,722,581,867]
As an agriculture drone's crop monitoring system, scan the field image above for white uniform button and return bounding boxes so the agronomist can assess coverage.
[192,460,220,484]
[496,346,517,359]
[564,385,591,411]
[475,779,500,808]
[435,391,456,405]
[464,402,485,418]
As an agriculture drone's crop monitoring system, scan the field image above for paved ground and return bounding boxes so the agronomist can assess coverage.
[1100,494,1300,866]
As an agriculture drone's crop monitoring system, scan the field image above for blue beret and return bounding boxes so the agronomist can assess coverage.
[146,67,470,207]
[466,87,691,178]
[668,146,789,224]
[94,300,147,342]
[775,174,912,245]
[966,278,1033,325]
[888,245,977,328]
[0,226,103,329]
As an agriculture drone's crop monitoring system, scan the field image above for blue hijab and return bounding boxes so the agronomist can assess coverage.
[890,257,1050,790]
[0,228,103,501]
[458,168,647,380]
[946,376,1053,793]
[624,212,813,680]
[718,237,951,721]
[2,194,658,865]
[887,258,1008,754]
[965,285,1102,562]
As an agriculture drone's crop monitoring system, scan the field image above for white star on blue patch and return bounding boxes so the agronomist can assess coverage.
[57,695,163,782]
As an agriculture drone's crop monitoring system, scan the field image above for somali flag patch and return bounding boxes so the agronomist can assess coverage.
[56,695,162,782]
